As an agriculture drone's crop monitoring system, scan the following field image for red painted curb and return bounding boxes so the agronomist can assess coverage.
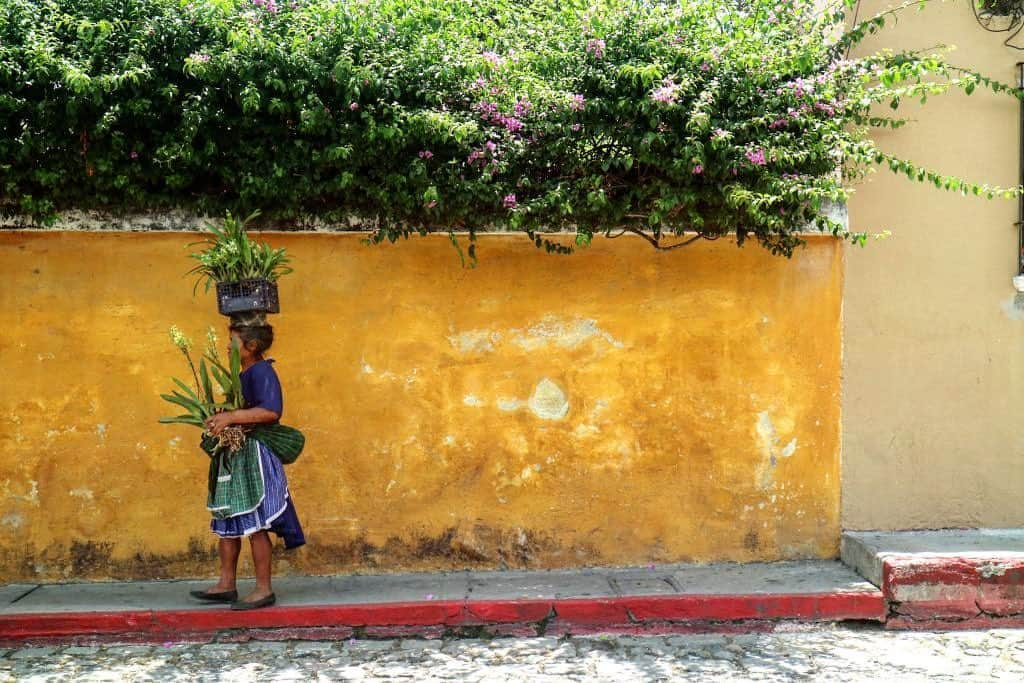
[0,591,885,643]
[880,555,1024,628]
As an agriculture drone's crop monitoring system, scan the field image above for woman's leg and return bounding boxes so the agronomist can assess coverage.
[211,537,241,592]
[200,536,240,593]
[242,530,274,601]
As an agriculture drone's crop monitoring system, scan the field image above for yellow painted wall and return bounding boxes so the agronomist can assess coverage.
[0,231,841,581]
[844,2,1024,529]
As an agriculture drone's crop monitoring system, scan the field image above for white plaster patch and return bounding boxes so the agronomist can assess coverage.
[168,436,182,448]
[756,412,776,451]
[497,398,523,412]
[573,423,600,438]
[527,378,569,420]
[511,316,624,351]
[360,358,375,374]
[37,353,55,362]
[1,513,23,529]
[95,423,107,443]
[463,394,484,407]
[448,329,501,354]
[755,411,797,490]
[3,480,40,506]
[69,488,94,500]
[443,435,456,446]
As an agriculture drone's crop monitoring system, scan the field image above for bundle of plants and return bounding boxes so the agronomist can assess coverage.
[2,0,1020,256]
[160,325,305,462]
[160,325,248,453]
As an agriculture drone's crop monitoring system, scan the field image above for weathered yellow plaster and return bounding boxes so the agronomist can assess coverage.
[0,231,842,581]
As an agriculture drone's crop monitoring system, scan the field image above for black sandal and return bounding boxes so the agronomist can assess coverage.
[230,593,276,610]
[189,589,238,602]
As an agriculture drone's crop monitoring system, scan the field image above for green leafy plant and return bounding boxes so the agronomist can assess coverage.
[187,211,293,293]
[160,325,246,451]
[1,0,1020,256]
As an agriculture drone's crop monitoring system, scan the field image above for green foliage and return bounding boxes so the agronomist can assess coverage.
[187,210,293,292]
[160,325,244,427]
[1,0,1020,256]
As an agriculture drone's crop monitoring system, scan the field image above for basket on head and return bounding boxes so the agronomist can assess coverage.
[216,278,280,316]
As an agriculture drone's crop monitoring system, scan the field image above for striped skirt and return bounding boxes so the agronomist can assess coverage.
[210,441,305,549]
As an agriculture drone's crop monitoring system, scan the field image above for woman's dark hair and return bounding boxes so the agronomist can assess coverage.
[230,324,274,356]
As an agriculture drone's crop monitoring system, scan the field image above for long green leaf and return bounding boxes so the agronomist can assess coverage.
[208,363,231,392]
[160,391,199,410]
[158,415,205,425]
[161,392,208,419]
[173,377,202,403]
[199,359,214,404]
[205,355,234,402]
[229,343,243,407]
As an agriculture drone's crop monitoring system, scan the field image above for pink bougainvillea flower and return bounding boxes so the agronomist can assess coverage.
[746,148,767,166]
[503,193,517,209]
[481,51,505,67]
[651,79,680,104]
[568,94,585,111]
[692,164,703,174]
[500,115,524,132]
[586,38,605,59]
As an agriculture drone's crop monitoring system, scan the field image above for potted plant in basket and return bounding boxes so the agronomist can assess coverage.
[188,211,293,316]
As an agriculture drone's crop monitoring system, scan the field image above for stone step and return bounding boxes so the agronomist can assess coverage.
[841,529,1024,629]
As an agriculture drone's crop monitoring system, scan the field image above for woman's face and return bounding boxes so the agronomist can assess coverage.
[228,331,256,363]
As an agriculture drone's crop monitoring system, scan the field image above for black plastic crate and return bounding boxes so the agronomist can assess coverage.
[216,278,280,315]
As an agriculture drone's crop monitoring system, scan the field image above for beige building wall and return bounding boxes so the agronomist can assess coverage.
[845,1,1024,528]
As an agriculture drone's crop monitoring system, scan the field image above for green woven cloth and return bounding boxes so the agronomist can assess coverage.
[206,437,263,520]
[199,424,305,520]
[249,424,305,464]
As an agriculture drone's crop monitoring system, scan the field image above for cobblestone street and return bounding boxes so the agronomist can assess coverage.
[3,624,1024,681]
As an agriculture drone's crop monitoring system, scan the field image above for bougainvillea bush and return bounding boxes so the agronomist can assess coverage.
[0,0,1019,255]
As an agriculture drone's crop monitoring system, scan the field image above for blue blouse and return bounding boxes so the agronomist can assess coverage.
[240,359,283,418]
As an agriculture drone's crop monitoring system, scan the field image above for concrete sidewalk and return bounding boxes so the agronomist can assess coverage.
[0,561,883,645]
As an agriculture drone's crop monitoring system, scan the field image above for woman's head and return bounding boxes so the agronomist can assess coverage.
[228,323,274,360]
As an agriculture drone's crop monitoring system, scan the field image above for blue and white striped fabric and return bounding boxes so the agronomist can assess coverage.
[210,441,290,538]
